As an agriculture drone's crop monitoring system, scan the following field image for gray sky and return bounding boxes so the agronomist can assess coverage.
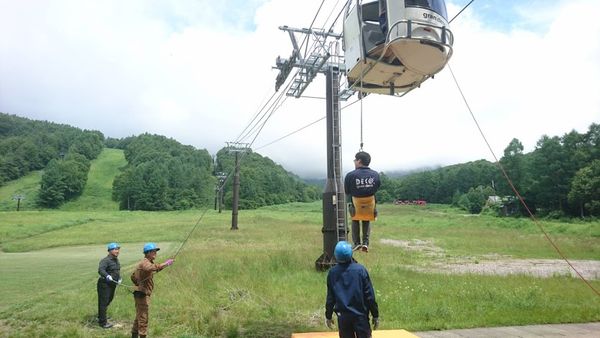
[1,0,599,178]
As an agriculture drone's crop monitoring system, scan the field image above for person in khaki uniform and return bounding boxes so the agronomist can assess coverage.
[130,242,174,338]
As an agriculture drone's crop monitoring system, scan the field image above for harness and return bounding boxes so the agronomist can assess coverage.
[351,195,377,221]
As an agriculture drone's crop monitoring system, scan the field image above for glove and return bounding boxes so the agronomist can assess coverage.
[325,318,334,329]
[117,278,122,285]
[372,317,379,330]
[105,275,113,282]
[165,259,174,266]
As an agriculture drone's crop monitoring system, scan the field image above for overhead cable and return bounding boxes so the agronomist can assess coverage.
[448,63,600,298]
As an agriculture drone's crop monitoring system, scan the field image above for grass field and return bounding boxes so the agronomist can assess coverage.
[1,203,599,337]
[1,149,599,337]
[0,171,42,211]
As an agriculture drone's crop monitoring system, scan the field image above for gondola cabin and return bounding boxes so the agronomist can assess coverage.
[343,0,454,95]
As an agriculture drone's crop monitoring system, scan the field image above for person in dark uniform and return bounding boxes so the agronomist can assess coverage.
[97,242,122,328]
[325,241,380,338]
[131,242,174,338]
[344,151,381,251]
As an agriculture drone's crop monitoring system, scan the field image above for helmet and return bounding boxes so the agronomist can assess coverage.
[143,242,160,254]
[107,242,120,251]
[334,241,352,263]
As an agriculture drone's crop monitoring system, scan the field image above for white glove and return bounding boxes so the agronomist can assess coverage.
[106,275,113,282]
[117,278,122,285]
[325,318,334,329]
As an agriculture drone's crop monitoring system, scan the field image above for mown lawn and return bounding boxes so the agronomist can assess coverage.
[0,203,599,337]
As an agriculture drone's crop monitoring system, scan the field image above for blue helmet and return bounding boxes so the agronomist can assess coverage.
[143,242,160,254]
[107,242,120,251]
[334,241,352,263]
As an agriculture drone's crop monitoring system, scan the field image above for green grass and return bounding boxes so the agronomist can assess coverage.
[61,148,126,211]
[0,203,599,337]
[0,170,42,211]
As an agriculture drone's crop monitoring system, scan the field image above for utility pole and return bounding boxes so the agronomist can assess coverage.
[12,194,24,211]
[213,155,218,210]
[273,25,355,271]
[227,142,249,230]
[216,172,227,213]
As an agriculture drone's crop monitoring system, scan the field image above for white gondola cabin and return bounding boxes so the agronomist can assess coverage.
[343,0,454,95]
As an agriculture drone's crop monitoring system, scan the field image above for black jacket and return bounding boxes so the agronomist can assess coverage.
[98,254,121,282]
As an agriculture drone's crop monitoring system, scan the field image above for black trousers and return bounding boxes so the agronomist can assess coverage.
[337,314,372,338]
[351,220,371,246]
[97,278,116,324]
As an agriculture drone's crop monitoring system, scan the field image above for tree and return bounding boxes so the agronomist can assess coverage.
[498,138,526,196]
[216,149,319,209]
[36,154,90,208]
[457,185,495,214]
[37,160,67,208]
[112,134,215,211]
[0,113,103,187]
[568,160,600,217]
[529,135,569,212]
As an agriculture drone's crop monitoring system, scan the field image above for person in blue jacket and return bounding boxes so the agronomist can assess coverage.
[325,241,380,338]
[344,151,381,251]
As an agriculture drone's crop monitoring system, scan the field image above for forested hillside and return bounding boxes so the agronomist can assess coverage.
[0,113,98,184]
[378,123,600,217]
[215,148,320,209]
[0,113,104,207]
[3,112,598,216]
[112,134,214,210]
[60,148,126,211]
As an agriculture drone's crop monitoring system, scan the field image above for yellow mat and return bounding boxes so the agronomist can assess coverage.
[291,330,418,337]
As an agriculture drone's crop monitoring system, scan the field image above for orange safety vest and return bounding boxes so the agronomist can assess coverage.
[351,195,377,221]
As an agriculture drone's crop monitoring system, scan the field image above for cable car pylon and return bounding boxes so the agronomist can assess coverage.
[274,25,351,271]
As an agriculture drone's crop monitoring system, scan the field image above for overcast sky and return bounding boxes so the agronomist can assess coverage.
[1,0,599,178]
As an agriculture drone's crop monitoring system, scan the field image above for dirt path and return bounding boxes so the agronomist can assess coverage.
[380,239,600,280]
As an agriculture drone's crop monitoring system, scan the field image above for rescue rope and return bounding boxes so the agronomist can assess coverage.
[359,96,363,151]
[359,78,364,151]
[110,205,213,292]
[448,64,600,298]
[173,208,210,258]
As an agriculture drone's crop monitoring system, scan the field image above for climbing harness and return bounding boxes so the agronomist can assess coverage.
[350,196,377,221]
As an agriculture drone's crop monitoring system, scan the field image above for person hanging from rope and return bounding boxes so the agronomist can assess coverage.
[130,243,174,338]
[97,242,122,329]
[344,151,381,252]
[325,241,380,338]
